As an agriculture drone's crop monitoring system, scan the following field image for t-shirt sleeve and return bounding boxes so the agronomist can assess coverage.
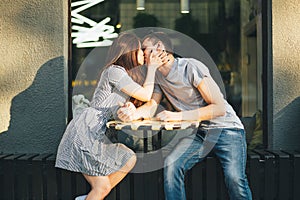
[153,75,163,95]
[107,66,141,91]
[187,59,211,88]
[153,82,162,94]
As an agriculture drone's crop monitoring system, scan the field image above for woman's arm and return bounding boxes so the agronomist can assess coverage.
[118,92,162,122]
[120,51,168,102]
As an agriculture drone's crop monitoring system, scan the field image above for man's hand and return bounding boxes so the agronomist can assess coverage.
[117,102,137,122]
[156,110,183,121]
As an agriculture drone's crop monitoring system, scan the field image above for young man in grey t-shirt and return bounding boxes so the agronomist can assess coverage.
[117,32,252,200]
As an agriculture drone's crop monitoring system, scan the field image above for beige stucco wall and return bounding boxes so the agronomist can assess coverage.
[273,0,300,113]
[0,0,68,132]
[0,0,69,153]
[273,0,300,149]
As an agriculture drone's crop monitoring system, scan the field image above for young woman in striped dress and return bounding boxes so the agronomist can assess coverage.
[55,32,168,200]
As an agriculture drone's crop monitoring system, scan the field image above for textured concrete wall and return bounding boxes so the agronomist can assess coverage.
[0,0,68,153]
[273,0,300,149]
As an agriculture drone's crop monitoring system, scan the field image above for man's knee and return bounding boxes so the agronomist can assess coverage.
[164,154,179,169]
[224,169,245,187]
[164,155,184,178]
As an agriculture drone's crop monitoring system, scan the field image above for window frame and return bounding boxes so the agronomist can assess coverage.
[262,0,273,148]
[67,0,273,148]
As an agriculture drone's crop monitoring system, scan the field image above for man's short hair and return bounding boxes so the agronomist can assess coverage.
[143,31,174,54]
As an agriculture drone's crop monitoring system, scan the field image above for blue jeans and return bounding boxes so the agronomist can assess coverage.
[164,128,252,200]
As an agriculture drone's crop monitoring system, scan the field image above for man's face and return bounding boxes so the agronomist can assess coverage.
[142,38,157,64]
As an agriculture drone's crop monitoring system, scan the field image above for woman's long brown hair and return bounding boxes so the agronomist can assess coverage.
[104,32,140,71]
[103,32,145,107]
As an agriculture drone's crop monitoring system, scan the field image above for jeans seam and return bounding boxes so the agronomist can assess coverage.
[181,141,203,172]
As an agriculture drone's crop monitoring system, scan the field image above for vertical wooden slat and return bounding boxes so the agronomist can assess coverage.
[0,154,13,199]
[185,169,193,200]
[253,150,276,200]
[283,150,300,200]
[3,154,16,200]
[263,150,276,200]
[145,170,162,200]
[74,172,89,198]
[132,172,144,199]
[247,150,262,200]
[293,151,300,200]
[58,168,73,199]
[15,154,39,200]
[118,173,132,200]
[267,150,291,200]
[3,154,25,200]
[0,154,13,198]
[152,132,164,198]
[157,169,164,200]
[45,154,59,200]
[31,154,52,200]
[55,168,62,200]
[206,156,217,200]
[105,187,117,200]
[191,161,204,200]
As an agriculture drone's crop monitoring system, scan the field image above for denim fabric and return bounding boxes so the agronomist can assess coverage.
[164,128,252,200]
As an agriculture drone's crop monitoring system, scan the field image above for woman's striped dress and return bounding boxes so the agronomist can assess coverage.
[55,65,136,176]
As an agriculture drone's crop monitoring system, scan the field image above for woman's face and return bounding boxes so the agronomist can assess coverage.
[137,45,144,65]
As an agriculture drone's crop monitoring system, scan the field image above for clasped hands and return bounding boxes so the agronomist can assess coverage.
[117,102,183,122]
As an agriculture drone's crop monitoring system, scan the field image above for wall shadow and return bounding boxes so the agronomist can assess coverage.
[274,96,300,150]
[0,56,67,154]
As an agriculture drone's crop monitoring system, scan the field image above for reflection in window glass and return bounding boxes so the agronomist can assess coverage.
[70,0,264,149]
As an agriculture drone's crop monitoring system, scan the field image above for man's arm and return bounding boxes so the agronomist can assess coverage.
[118,92,162,122]
[156,77,226,121]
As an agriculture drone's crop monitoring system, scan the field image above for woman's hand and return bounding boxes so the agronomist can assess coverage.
[147,50,169,69]
[117,102,137,122]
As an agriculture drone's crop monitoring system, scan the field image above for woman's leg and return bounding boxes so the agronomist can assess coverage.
[108,153,136,188]
[83,145,136,200]
[83,174,112,200]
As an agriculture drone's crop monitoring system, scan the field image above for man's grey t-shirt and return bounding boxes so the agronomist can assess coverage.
[154,58,244,129]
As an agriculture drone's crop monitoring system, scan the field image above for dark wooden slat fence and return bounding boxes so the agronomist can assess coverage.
[0,150,299,200]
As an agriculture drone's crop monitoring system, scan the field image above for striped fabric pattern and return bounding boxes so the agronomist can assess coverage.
[55,65,136,176]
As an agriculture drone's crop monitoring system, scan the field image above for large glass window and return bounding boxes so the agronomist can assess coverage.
[69,0,269,149]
